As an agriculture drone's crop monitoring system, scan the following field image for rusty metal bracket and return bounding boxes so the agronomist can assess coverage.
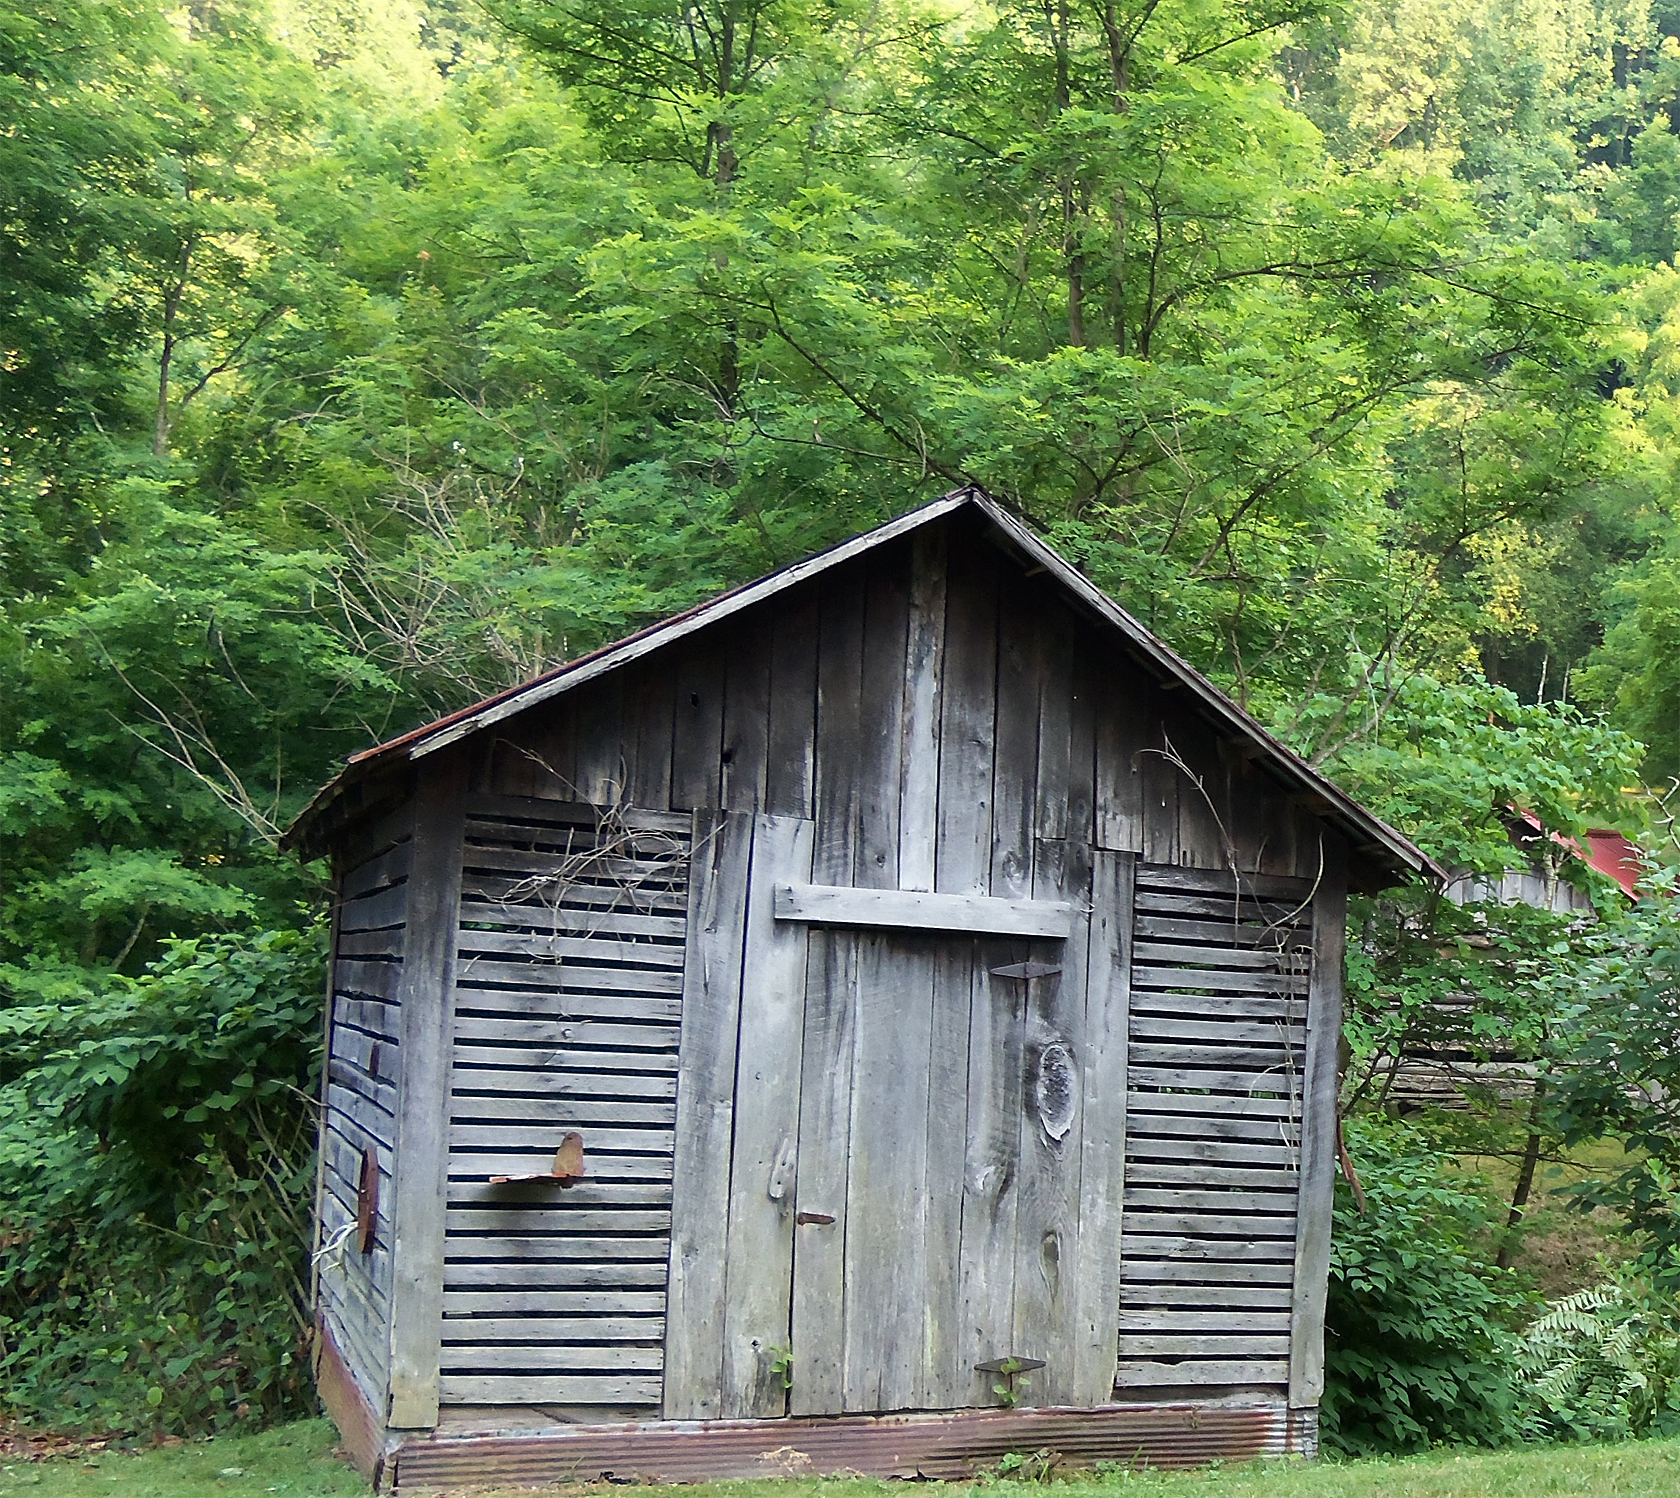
[355,1147,379,1254]
[491,1131,586,1186]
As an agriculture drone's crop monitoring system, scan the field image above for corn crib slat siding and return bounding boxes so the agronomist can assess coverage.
[441,797,692,1410]
[319,822,412,1411]
[1116,865,1313,1394]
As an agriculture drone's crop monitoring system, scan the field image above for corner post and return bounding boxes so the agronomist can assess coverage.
[1289,832,1348,1427]
[310,867,342,1317]
[386,755,467,1430]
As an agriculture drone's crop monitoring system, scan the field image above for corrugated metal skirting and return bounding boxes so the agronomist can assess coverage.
[389,1401,1310,1489]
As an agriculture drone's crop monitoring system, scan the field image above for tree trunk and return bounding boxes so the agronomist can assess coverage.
[1112,188,1127,354]
[1102,0,1131,109]
[1101,5,1131,350]
[154,241,192,457]
[154,324,175,456]
[1497,1084,1546,1271]
[1066,196,1086,347]
[713,16,738,408]
[1052,1,1084,346]
[715,14,737,189]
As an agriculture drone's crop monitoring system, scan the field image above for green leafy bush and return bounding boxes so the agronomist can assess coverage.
[1547,868,1680,1275]
[0,926,325,1433]
[1519,1269,1680,1440]
[1322,1118,1535,1453]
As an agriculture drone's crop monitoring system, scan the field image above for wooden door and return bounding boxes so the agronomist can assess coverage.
[663,817,1129,1422]
[788,907,1126,1415]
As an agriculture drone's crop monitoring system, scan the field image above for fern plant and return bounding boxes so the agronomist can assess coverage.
[1518,1273,1680,1440]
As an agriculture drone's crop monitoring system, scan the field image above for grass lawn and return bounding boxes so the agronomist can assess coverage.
[3,1421,1680,1498]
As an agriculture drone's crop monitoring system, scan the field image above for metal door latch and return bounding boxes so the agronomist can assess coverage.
[989,961,1061,980]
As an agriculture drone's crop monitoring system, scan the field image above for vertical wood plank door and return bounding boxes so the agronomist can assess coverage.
[786,858,1121,1416]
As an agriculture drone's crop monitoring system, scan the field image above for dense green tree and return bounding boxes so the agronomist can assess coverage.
[0,1,162,440]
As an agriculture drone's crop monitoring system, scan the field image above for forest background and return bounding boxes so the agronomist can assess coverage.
[7,0,1680,1459]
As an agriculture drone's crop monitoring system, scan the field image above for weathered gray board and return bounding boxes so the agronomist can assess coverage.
[317,806,412,1421]
[1116,864,1316,1394]
[1289,838,1348,1411]
[388,761,468,1428]
[439,795,693,1412]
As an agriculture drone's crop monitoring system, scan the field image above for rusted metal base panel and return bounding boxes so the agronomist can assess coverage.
[390,1401,1303,1490]
[313,1315,388,1486]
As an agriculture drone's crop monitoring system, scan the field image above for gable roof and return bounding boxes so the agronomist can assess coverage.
[284,487,1440,885]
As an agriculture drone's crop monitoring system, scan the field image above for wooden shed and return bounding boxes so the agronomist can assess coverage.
[284,489,1434,1489]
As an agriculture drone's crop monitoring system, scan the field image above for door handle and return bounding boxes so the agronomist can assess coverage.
[795,1211,836,1226]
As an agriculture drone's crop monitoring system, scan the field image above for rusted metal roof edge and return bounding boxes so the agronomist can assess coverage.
[286,486,1440,884]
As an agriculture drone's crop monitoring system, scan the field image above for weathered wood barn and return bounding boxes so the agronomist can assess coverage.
[284,489,1435,1490]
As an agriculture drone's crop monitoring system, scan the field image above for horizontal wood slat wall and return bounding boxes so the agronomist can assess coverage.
[439,796,692,1412]
[319,811,412,1415]
[1117,864,1314,1395]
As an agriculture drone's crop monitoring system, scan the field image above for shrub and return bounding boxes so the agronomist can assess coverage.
[1519,1268,1680,1440]
[1322,1117,1535,1453]
[1547,867,1680,1277]
[0,926,325,1433]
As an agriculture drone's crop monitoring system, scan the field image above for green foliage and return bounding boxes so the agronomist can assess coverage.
[3,0,1678,1445]
[0,0,162,437]
[1323,1119,1535,1453]
[0,927,325,1433]
[1344,889,1573,1111]
[1579,556,1680,780]
[1546,866,1680,1273]
[1519,1270,1680,1441]
[1,489,380,980]
[990,1448,1057,1480]
[1319,671,1643,876]
[489,0,884,186]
